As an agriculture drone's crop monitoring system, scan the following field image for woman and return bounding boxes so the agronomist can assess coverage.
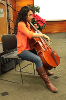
[14,6,58,92]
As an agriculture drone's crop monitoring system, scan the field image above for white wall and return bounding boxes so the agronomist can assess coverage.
[34,0,66,21]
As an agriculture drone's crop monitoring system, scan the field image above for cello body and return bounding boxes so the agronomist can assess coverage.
[29,38,60,70]
[29,22,60,70]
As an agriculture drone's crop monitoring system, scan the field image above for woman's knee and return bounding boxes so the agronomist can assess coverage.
[36,56,42,63]
[35,57,43,69]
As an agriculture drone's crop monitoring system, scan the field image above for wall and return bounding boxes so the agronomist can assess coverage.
[0,0,66,37]
[5,0,66,34]
[0,1,7,42]
[16,0,66,34]
[42,21,66,34]
[6,0,33,34]
[7,0,33,22]
[6,0,17,22]
[16,0,33,11]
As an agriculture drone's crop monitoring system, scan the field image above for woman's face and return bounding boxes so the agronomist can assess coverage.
[26,10,33,22]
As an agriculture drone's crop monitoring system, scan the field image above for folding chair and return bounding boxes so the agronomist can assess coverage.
[0,34,35,84]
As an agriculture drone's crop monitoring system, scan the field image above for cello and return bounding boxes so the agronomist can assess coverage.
[29,22,60,70]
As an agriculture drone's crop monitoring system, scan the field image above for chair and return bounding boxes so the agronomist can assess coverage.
[0,34,35,84]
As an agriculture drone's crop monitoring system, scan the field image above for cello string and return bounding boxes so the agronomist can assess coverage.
[29,22,53,43]
[55,68,66,85]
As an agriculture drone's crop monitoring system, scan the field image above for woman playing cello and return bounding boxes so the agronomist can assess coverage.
[14,6,58,92]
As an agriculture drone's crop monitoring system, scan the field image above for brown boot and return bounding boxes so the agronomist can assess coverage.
[36,66,58,93]
[46,69,54,76]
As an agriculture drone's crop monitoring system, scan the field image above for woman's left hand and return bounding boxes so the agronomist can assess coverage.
[34,24,38,29]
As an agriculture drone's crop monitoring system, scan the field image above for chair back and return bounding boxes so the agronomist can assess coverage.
[1,34,17,51]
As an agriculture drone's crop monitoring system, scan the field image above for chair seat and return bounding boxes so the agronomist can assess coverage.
[1,50,18,58]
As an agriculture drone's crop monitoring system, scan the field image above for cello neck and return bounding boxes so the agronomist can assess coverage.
[29,22,42,34]
[29,22,45,41]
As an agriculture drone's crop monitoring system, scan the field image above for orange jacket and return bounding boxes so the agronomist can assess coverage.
[16,21,34,55]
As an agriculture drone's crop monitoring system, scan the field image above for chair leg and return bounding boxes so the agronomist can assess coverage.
[19,62,23,84]
[18,62,35,84]
[33,63,35,75]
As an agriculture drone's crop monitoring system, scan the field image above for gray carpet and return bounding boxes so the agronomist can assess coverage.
[0,32,66,100]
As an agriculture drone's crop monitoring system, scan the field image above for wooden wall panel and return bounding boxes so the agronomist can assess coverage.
[7,0,17,22]
[0,1,7,42]
[6,0,17,34]
[16,0,33,11]
[11,0,17,22]
[42,21,66,34]
[9,5,14,33]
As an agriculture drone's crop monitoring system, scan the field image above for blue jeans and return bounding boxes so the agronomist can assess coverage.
[18,49,43,69]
